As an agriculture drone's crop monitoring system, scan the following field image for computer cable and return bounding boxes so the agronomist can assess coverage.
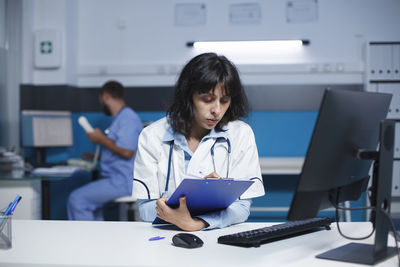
[332,201,376,240]
[380,208,400,267]
[331,197,400,266]
[330,191,375,240]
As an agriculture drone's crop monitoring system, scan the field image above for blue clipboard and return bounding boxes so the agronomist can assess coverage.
[152,178,254,224]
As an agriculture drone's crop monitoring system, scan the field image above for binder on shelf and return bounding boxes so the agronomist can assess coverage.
[377,83,400,118]
[152,178,254,224]
[393,44,400,80]
[374,45,388,80]
[376,45,386,80]
[381,45,393,80]
[369,83,378,93]
[395,122,400,159]
[369,44,380,80]
[392,161,400,197]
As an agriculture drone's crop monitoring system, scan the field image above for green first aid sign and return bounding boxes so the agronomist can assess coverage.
[40,41,53,54]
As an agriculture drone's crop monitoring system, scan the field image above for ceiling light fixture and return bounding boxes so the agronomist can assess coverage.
[186,40,310,50]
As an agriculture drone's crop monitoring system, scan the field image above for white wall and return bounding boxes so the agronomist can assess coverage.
[1,0,22,148]
[22,0,78,85]
[0,0,5,47]
[21,0,400,87]
[0,0,7,146]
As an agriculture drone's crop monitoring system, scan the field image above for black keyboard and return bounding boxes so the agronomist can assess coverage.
[218,217,334,247]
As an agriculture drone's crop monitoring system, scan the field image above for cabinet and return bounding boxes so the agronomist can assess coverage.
[366,42,400,206]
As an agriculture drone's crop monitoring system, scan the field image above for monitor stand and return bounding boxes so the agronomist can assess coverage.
[316,242,397,265]
[317,119,397,265]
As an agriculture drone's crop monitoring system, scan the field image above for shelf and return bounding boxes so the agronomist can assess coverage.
[259,157,304,175]
[369,80,400,83]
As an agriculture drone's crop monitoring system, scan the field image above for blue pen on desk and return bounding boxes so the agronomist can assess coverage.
[149,236,165,241]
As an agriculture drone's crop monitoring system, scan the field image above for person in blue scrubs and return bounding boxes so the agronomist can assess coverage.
[67,81,143,220]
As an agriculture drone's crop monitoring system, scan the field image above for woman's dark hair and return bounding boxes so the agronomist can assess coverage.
[167,53,248,136]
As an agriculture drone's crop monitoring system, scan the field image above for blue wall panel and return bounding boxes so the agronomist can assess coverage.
[249,174,367,222]
[246,111,318,157]
[26,110,319,220]
[28,110,366,222]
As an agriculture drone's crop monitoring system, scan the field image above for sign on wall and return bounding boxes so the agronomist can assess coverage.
[34,29,61,69]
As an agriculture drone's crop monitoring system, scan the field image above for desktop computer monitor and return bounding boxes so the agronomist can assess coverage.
[287,89,395,264]
[21,110,73,163]
[287,89,391,220]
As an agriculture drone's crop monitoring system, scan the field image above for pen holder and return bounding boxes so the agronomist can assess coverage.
[0,212,12,249]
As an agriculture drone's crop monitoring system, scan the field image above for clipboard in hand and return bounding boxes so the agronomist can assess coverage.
[152,178,254,224]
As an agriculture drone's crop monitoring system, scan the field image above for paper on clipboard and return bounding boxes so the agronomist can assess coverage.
[152,178,254,225]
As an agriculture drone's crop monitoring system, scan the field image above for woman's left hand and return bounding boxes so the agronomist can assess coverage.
[156,196,207,231]
[204,172,220,178]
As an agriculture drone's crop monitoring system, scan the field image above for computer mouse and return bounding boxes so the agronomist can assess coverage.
[172,233,204,248]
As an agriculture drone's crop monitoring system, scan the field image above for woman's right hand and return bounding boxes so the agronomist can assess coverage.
[155,196,207,231]
[204,172,220,178]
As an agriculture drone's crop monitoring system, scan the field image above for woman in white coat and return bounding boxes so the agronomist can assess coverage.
[133,53,265,231]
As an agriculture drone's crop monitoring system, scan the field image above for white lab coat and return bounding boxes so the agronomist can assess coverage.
[132,117,265,200]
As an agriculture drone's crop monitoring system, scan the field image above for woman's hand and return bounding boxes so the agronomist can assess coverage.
[204,172,220,178]
[156,196,207,231]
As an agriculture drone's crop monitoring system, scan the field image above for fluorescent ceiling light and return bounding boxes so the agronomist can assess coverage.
[187,40,309,50]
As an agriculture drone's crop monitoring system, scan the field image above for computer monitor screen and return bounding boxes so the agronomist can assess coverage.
[21,110,73,147]
[287,89,391,221]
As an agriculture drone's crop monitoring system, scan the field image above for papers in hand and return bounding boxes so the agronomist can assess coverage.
[31,165,81,177]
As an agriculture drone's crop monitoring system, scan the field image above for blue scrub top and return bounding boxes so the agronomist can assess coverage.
[100,107,143,189]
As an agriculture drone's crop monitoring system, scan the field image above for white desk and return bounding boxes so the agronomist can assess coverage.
[0,220,397,267]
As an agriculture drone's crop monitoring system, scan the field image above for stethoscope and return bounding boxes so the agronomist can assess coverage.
[163,138,231,196]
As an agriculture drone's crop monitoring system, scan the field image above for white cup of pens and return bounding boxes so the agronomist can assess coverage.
[0,195,22,249]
